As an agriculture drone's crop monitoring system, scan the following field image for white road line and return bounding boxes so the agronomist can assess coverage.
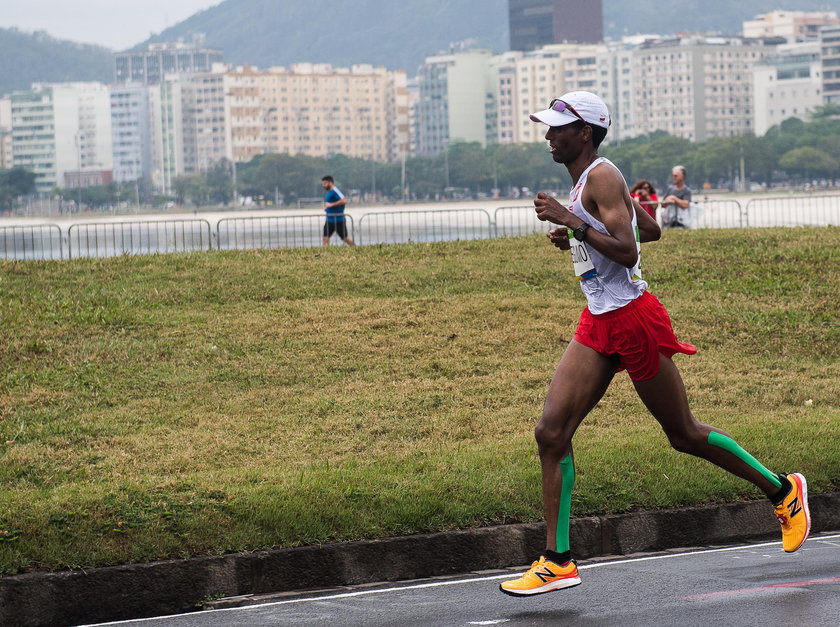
[83,533,840,626]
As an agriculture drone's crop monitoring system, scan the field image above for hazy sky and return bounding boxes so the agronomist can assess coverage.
[3,0,222,49]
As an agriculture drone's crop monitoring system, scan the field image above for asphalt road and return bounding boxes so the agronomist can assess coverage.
[86,532,840,627]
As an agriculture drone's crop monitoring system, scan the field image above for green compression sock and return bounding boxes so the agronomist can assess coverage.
[707,431,783,489]
[555,454,576,553]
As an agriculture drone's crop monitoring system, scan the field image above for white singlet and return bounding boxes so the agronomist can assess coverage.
[566,157,647,315]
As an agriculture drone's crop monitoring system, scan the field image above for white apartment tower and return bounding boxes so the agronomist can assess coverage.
[11,82,113,193]
[0,98,12,169]
[111,84,151,183]
[753,42,822,136]
[148,76,195,195]
[133,67,229,193]
[415,50,499,157]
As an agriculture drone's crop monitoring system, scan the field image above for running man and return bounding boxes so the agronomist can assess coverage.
[499,91,810,597]
[321,175,354,246]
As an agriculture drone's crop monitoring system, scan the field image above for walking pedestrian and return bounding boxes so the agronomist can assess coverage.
[321,175,354,246]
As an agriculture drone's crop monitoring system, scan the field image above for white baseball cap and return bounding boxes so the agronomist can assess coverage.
[529,91,611,129]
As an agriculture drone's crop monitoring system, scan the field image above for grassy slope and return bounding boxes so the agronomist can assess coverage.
[0,228,837,574]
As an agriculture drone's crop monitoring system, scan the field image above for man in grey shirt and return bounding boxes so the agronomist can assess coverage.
[661,165,692,228]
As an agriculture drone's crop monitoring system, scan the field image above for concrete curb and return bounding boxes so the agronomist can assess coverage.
[2,491,838,626]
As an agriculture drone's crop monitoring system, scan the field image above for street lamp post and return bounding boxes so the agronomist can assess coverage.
[444,143,450,189]
[262,107,277,154]
[400,146,407,203]
[231,158,237,207]
[74,132,82,209]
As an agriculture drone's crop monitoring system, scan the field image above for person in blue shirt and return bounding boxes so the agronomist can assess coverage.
[321,175,354,246]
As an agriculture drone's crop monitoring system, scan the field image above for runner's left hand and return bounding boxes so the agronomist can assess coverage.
[534,192,573,225]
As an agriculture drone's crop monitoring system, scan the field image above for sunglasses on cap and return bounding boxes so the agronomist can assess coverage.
[548,98,587,125]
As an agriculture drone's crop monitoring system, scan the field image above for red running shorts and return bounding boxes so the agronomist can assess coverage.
[572,291,697,382]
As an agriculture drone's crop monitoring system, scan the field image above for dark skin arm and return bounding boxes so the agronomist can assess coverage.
[537,164,652,267]
[632,196,661,242]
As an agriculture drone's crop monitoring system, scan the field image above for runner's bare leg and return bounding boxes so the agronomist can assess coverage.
[633,354,780,497]
[537,340,618,550]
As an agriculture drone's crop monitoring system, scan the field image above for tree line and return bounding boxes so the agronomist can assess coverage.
[4,109,840,212]
[186,107,840,206]
[606,106,840,194]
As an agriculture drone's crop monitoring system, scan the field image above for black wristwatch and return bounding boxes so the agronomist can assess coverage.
[572,223,590,242]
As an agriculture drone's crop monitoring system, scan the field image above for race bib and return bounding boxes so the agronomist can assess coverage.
[568,228,597,280]
[631,225,642,281]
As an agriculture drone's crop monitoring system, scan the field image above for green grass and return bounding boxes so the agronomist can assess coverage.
[0,228,838,575]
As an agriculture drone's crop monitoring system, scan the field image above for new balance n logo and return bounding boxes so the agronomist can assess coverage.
[788,495,802,518]
[534,567,557,583]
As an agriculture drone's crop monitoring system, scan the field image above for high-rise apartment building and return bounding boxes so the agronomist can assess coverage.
[495,44,613,145]
[415,49,499,157]
[604,40,643,144]
[9,91,53,192]
[744,10,840,43]
[105,39,228,192]
[110,84,152,183]
[110,72,225,192]
[114,40,223,85]
[223,63,409,164]
[753,42,822,135]
[509,0,603,51]
[820,25,840,104]
[633,36,767,142]
[11,83,113,193]
[192,68,228,172]
[147,76,195,195]
[0,98,12,169]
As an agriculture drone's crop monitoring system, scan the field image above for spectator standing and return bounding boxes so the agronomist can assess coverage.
[661,166,692,228]
[321,175,354,246]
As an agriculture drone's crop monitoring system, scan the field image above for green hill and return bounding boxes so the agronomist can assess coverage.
[606,0,840,38]
[142,0,510,73]
[145,0,840,72]
[0,28,112,96]
[4,0,840,97]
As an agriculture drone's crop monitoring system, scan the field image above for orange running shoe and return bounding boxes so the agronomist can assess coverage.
[774,472,811,553]
[499,556,581,596]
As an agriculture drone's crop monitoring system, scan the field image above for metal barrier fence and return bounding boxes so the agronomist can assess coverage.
[494,199,747,233]
[493,205,552,238]
[745,195,840,227]
[3,195,838,262]
[218,215,354,250]
[0,224,63,261]
[67,220,212,259]
[663,199,746,229]
[357,209,493,245]
[297,197,323,209]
